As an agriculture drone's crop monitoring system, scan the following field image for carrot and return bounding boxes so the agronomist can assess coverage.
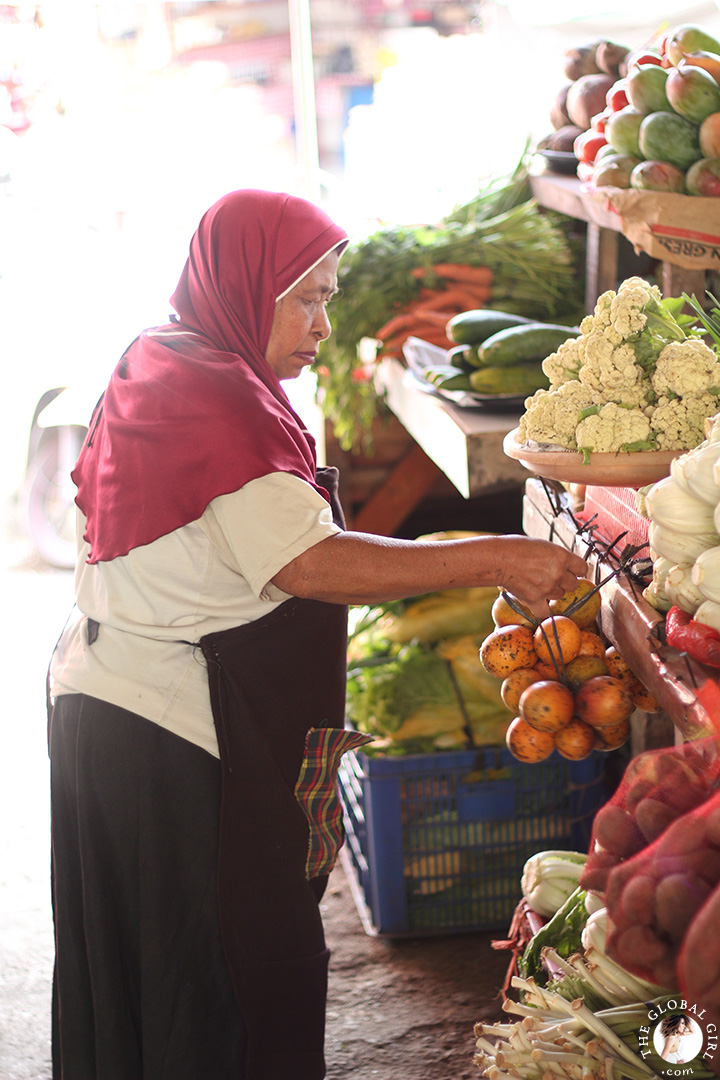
[414,310,458,326]
[431,263,494,286]
[375,311,414,341]
[415,288,489,312]
[410,263,493,287]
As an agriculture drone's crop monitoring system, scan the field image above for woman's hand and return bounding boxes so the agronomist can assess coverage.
[494,536,588,618]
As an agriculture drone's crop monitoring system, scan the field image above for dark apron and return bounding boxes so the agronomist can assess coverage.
[199,466,371,1080]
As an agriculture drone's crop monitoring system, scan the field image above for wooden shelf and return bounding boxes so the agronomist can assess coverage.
[375,358,527,499]
[530,172,708,313]
[521,478,717,741]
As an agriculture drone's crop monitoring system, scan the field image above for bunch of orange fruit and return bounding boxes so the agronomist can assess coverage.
[479,580,660,763]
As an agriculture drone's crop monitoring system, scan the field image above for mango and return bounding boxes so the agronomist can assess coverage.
[605,106,644,156]
[680,51,720,86]
[639,111,701,171]
[665,24,720,68]
[666,65,720,124]
[630,160,685,192]
[685,158,720,196]
[700,112,720,157]
[626,65,672,114]
[593,153,641,189]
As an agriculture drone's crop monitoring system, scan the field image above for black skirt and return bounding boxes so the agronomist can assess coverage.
[49,694,247,1080]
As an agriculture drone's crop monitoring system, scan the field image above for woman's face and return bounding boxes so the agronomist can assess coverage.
[265,249,340,380]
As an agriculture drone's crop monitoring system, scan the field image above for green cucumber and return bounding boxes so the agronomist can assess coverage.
[447,344,475,371]
[423,365,474,391]
[469,364,550,396]
[446,308,533,346]
[477,323,580,367]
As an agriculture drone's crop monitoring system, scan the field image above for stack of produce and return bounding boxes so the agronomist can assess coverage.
[420,310,580,399]
[345,535,512,754]
[569,737,720,1075]
[477,579,658,764]
[568,21,720,195]
[634,404,720,665]
[537,35,630,157]
[475,874,698,1078]
[515,275,720,457]
[316,165,584,451]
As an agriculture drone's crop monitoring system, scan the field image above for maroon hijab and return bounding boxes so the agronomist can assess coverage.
[72,189,348,563]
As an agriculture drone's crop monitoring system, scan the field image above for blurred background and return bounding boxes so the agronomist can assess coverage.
[3,0,720,567]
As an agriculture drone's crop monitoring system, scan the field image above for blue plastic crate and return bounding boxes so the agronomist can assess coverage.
[338,745,607,937]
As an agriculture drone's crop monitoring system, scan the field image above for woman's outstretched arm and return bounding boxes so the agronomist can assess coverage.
[271,531,588,618]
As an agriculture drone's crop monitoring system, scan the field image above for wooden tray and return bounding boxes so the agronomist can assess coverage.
[503,427,681,487]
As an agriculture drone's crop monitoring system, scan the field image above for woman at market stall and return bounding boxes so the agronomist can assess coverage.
[47,187,588,1080]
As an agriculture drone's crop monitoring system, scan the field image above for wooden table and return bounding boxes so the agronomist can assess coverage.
[348,357,529,535]
[530,172,708,314]
[522,477,717,742]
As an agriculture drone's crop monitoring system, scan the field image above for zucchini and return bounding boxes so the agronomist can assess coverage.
[447,344,475,371]
[423,365,474,391]
[477,323,581,367]
[446,308,533,346]
[469,364,550,396]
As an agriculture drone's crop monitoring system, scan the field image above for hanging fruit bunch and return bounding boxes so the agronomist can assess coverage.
[478,578,660,763]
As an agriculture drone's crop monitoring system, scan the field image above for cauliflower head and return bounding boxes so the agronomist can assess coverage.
[575,402,654,455]
[542,336,582,389]
[609,277,662,340]
[650,392,720,450]
[580,289,615,335]
[651,339,720,398]
[577,334,648,403]
[518,379,594,449]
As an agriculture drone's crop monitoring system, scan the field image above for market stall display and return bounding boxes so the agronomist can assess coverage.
[316,166,584,450]
[327,23,720,1059]
[475,576,659,764]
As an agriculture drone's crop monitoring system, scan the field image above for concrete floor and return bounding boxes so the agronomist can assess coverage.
[1,532,65,1080]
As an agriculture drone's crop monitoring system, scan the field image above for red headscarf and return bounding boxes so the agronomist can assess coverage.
[72,189,348,563]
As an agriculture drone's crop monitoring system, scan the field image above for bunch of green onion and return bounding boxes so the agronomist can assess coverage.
[474,958,713,1080]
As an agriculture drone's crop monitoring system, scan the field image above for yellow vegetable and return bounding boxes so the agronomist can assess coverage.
[384,590,497,644]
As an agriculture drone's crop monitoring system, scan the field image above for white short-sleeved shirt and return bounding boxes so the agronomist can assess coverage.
[49,472,342,757]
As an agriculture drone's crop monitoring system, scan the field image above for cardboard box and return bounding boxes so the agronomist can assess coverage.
[586,185,720,270]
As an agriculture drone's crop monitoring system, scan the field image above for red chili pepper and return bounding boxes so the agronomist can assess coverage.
[665,605,720,668]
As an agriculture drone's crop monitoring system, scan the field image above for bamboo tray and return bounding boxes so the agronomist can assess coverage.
[503,427,681,487]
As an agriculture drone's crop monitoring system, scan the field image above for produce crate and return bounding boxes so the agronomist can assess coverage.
[577,485,650,549]
[338,746,607,937]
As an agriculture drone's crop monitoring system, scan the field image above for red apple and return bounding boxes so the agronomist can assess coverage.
[574,129,608,164]
[591,108,612,134]
[606,79,629,111]
[624,48,664,71]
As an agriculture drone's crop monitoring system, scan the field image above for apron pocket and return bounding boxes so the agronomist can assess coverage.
[294,727,373,880]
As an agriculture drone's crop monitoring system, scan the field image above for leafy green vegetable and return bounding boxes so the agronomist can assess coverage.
[518,886,588,982]
[630,295,692,368]
[682,289,720,347]
[316,155,585,451]
[347,642,458,736]
[620,438,658,452]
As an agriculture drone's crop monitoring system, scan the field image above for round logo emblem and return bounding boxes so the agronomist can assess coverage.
[637,1001,717,1077]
